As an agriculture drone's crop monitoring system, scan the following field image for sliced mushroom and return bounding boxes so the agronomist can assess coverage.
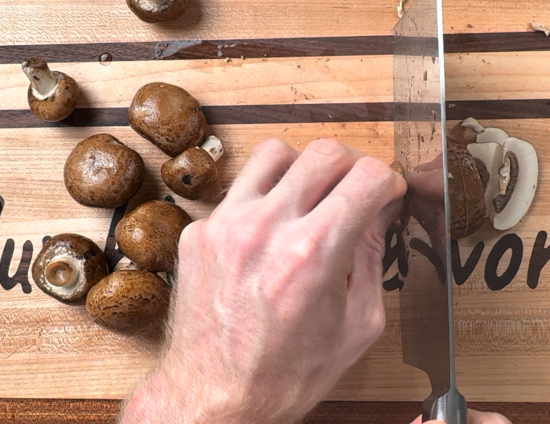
[448,141,487,239]
[389,160,410,233]
[32,234,109,302]
[161,135,224,200]
[126,0,189,23]
[115,200,192,272]
[64,134,145,208]
[86,269,170,334]
[22,58,79,122]
[128,82,207,157]
[466,127,538,230]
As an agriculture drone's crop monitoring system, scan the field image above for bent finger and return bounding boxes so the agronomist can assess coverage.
[308,156,407,255]
[224,138,298,205]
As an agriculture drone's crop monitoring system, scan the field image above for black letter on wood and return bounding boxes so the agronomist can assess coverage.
[0,239,33,294]
[527,231,550,289]
[383,273,405,291]
[104,203,128,272]
[382,228,409,277]
[410,237,445,285]
[451,239,484,285]
[485,233,523,291]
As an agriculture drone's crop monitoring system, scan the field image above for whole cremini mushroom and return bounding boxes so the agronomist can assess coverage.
[86,268,170,334]
[161,135,224,200]
[126,0,189,23]
[128,82,207,157]
[32,234,109,302]
[22,58,79,122]
[64,134,145,208]
[115,200,192,272]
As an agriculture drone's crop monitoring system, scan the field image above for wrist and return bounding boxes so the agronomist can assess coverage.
[119,350,309,424]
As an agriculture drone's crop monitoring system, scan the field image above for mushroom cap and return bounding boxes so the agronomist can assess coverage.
[126,0,189,23]
[64,133,145,208]
[447,141,487,239]
[388,160,410,233]
[86,269,170,334]
[128,82,207,157]
[23,58,79,122]
[32,233,109,302]
[115,200,192,272]
[161,147,219,200]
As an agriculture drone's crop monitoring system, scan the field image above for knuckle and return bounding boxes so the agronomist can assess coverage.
[254,138,291,156]
[306,138,348,162]
[355,156,394,185]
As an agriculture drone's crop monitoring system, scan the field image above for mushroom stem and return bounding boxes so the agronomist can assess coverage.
[200,135,224,162]
[22,58,57,99]
[45,258,79,287]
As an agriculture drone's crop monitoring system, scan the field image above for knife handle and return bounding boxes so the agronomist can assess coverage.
[423,387,468,424]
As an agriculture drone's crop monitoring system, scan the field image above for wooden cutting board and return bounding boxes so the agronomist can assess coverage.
[1,0,550,403]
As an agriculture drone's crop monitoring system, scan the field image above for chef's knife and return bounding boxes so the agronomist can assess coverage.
[393,1,468,423]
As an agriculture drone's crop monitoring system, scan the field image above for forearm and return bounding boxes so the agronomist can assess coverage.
[118,352,311,424]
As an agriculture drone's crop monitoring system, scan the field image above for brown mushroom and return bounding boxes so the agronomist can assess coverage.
[64,133,145,208]
[161,135,224,200]
[86,269,170,334]
[447,140,487,239]
[128,82,207,157]
[389,160,410,233]
[126,0,189,23]
[22,58,79,122]
[115,200,192,272]
[32,234,109,302]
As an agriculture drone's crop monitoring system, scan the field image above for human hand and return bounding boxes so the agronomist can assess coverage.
[119,138,406,424]
[410,409,512,424]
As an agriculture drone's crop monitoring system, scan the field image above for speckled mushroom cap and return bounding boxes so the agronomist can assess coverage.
[86,269,170,334]
[126,0,189,23]
[161,147,218,200]
[448,140,486,239]
[128,82,207,157]
[115,200,192,272]
[32,233,109,302]
[22,58,79,122]
[64,133,145,208]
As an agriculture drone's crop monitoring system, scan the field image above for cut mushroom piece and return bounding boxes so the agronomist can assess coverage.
[492,137,538,230]
[22,58,79,122]
[467,142,504,216]
[467,135,538,231]
[32,234,109,302]
[161,135,224,200]
[126,0,189,23]
[476,127,509,145]
[461,117,485,133]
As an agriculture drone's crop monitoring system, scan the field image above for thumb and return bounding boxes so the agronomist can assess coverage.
[410,418,446,424]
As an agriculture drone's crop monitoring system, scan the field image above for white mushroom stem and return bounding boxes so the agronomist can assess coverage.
[22,59,58,99]
[200,135,224,162]
[45,258,79,287]
[461,117,485,133]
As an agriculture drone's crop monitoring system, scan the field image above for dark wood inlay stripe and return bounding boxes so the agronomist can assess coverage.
[0,103,396,128]
[0,36,394,65]
[0,399,546,424]
[1,100,549,129]
[1,32,549,65]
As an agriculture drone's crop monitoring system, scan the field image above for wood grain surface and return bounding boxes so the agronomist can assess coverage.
[2,0,550,414]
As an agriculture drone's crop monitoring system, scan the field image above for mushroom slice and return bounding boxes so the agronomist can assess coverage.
[491,137,538,230]
[32,234,109,302]
[461,117,485,133]
[476,127,509,145]
[467,142,504,216]
[22,58,79,122]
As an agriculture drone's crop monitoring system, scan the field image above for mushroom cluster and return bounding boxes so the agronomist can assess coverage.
[449,118,538,237]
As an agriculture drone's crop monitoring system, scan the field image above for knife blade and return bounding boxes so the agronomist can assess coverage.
[393,1,468,423]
